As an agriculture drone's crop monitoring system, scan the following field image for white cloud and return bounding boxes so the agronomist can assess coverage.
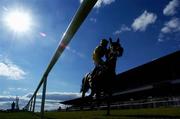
[2,6,8,11]
[163,0,179,16]
[0,57,26,80]
[25,92,81,101]
[8,87,28,92]
[2,91,10,95]
[0,95,29,110]
[80,0,115,8]
[132,11,157,31]
[161,18,180,33]
[45,92,81,101]
[114,24,131,35]
[0,95,16,102]
[90,18,97,23]
[0,92,81,111]
[158,18,180,42]
[65,46,85,59]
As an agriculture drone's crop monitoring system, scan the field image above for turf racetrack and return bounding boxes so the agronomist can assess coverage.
[1,107,180,119]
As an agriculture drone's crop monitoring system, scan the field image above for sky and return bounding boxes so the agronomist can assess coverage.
[0,0,180,111]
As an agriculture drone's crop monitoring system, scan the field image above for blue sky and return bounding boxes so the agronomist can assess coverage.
[0,0,180,110]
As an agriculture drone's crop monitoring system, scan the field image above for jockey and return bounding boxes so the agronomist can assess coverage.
[91,39,109,78]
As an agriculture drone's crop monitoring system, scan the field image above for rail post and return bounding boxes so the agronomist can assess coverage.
[29,100,33,111]
[32,95,36,112]
[41,76,47,119]
[24,0,98,118]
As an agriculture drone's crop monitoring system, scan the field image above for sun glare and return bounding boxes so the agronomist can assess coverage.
[4,10,32,33]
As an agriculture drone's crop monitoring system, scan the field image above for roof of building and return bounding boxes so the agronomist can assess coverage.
[60,50,180,105]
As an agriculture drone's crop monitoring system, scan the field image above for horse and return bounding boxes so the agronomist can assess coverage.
[80,38,123,115]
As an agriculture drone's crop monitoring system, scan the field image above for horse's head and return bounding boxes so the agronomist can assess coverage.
[108,38,123,60]
[104,38,123,73]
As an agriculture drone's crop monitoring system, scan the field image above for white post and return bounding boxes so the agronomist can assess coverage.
[32,95,36,112]
[29,100,33,111]
[24,0,98,118]
[40,0,98,118]
[41,77,47,119]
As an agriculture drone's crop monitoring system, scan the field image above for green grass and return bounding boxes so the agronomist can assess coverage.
[1,107,180,119]
[44,107,180,119]
[0,111,39,119]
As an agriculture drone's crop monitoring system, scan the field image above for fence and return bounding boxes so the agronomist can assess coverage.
[23,0,98,119]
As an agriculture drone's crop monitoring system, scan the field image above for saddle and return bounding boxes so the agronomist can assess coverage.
[90,65,108,82]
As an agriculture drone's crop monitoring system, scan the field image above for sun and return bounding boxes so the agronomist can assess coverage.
[4,10,32,33]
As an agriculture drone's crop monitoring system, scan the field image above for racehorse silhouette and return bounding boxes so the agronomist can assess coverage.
[80,38,123,115]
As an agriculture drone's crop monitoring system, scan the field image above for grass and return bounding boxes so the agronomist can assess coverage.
[0,111,39,119]
[1,107,180,119]
[44,107,180,119]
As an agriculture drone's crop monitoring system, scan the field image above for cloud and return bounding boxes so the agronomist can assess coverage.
[2,91,10,95]
[163,0,179,16]
[0,57,26,80]
[0,92,81,111]
[132,11,157,31]
[8,87,28,92]
[80,0,115,8]
[90,18,97,23]
[158,17,180,42]
[66,46,85,59]
[0,95,29,110]
[25,92,81,101]
[0,96,16,102]
[114,24,131,35]
[2,6,8,11]
[161,18,180,34]
[45,92,81,101]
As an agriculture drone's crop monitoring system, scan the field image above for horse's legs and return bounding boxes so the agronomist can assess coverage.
[95,89,101,110]
[80,77,87,110]
[106,92,111,115]
[82,90,86,98]
[88,89,94,98]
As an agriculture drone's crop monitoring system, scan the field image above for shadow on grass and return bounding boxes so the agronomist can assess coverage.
[109,114,180,119]
[33,112,56,119]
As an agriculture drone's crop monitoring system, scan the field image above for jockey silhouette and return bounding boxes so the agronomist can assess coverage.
[91,39,109,79]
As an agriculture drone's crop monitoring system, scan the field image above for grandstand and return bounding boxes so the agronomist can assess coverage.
[61,50,180,110]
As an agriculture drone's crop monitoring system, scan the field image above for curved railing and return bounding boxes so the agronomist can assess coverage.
[24,0,98,118]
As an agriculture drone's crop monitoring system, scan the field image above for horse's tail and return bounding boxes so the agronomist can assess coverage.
[80,73,89,93]
[80,73,91,99]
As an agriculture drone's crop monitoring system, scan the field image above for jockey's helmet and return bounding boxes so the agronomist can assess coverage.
[100,39,108,46]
